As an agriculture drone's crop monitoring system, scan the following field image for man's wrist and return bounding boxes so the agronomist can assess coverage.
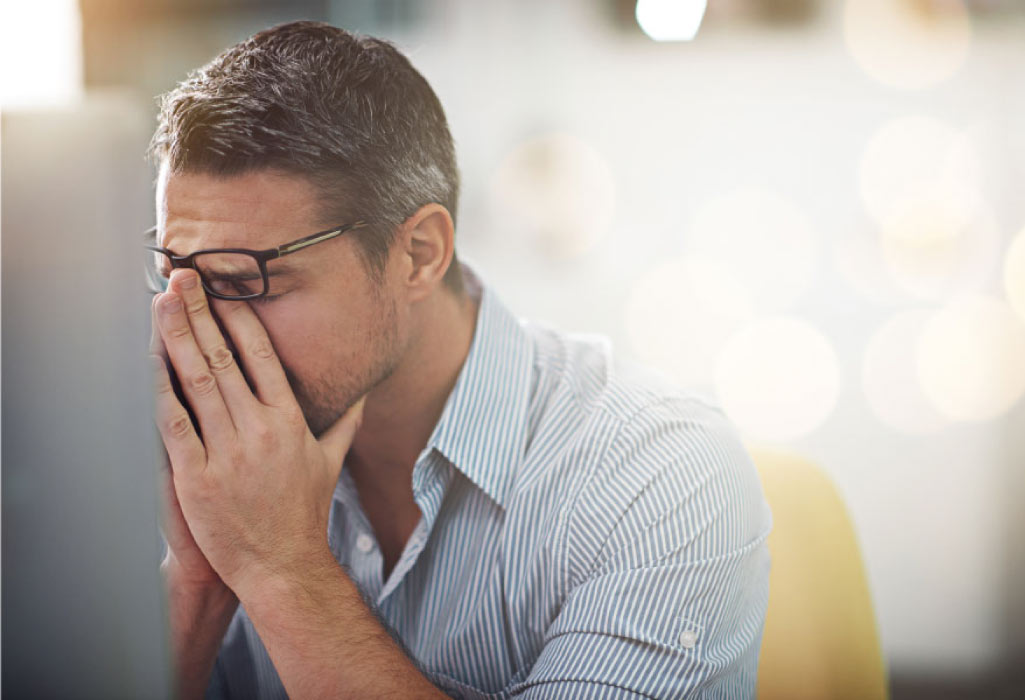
[228,546,342,610]
[225,547,445,699]
[162,557,233,596]
[162,560,239,633]
[162,559,240,700]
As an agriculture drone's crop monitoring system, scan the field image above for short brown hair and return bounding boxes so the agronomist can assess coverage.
[149,21,463,291]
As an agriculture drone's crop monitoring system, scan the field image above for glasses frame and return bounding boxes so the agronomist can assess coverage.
[144,220,367,300]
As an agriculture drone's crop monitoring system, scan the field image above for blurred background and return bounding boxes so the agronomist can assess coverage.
[2,0,1023,697]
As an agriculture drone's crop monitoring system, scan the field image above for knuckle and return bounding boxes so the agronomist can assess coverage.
[205,345,235,373]
[184,298,209,316]
[168,325,192,340]
[166,413,193,439]
[218,300,244,316]
[187,371,217,395]
[252,424,277,448]
[283,405,307,429]
[224,443,247,466]
[248,337,275,360]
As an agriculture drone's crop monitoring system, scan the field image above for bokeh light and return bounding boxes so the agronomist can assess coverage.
[879,195,1001,300]
[859,116,996,301]
[859,115,981,227]
[843,0,972,90]
[635,0,708,42]
[489,132,615,260]
[917,294,1025,422]
[714,317,841,442]
[626,256,754,389]
[832,225,906,306]
[0,0,82,109]
[1005,225,1025,324]
[686,188,819,312]
[862,310,949,435]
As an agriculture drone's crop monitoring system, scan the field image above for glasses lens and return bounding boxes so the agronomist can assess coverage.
[145,249,171,293]
[193,253,266,297]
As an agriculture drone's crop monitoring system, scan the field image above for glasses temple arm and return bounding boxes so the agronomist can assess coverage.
[276,221,367,256]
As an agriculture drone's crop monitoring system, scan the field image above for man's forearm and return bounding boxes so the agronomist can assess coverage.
[234,552,445,700]
[163,563,239,700]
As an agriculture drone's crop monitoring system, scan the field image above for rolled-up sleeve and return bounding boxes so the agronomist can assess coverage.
[511,398,772,699]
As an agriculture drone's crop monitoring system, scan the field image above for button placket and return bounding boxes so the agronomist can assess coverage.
[355,531,375,554]
[329,470,385,600]
[373,456,454,606]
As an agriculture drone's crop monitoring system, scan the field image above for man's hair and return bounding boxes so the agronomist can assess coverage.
[149,21,463,292]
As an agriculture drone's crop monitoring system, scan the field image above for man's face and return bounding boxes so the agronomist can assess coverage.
[156,167,405,436]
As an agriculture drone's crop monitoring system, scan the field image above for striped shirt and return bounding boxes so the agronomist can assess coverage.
[206,262,772,699]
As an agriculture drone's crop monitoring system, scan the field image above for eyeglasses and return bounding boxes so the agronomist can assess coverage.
[144,220,367,300]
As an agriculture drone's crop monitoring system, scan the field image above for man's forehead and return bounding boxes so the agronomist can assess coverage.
[157,167,325,250]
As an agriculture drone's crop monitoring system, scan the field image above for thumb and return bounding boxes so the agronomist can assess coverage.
[318,394,367,469]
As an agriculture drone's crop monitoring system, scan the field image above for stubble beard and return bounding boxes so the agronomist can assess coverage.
[285,295,402,438]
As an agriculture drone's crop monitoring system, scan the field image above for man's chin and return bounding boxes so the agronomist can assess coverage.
[299,403,344,439]
[284,371,340,436]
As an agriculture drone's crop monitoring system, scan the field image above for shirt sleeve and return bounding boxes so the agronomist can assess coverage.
[203,607,272,700]
[204,656,229,700]
[510,398,772,699]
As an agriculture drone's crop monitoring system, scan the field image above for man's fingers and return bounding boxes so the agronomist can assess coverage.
[157,290,236,444]
[318,395,366,473]
[157,460,182,532]
[150,352,206,473]
[150,294,168,359]
[169,269,258,421]
[210,296,296,409]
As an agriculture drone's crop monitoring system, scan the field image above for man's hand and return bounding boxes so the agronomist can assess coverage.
[150,297,223,589]
[151,268,365,597]
[150,269,441,699]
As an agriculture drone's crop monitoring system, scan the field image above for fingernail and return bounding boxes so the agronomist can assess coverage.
[179,273,198,290]
[161,295,182,314]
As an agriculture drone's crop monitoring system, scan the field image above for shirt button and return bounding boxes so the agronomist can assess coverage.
[679,629,698,649]
[355,532,375,553]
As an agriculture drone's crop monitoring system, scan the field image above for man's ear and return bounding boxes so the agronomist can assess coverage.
[400,203,455,302]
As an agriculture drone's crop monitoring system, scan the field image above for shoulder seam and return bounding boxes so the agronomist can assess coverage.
[594,391,725,425]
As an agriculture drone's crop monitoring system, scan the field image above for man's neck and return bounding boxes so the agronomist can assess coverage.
[345,281,480,505]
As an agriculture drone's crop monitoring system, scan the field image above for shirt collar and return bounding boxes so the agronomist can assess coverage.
[421,262,534,510]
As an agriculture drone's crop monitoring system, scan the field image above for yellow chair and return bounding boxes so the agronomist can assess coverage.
[751,449,889,700]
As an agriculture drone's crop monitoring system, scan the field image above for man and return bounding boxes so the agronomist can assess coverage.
[148,20,771,700]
